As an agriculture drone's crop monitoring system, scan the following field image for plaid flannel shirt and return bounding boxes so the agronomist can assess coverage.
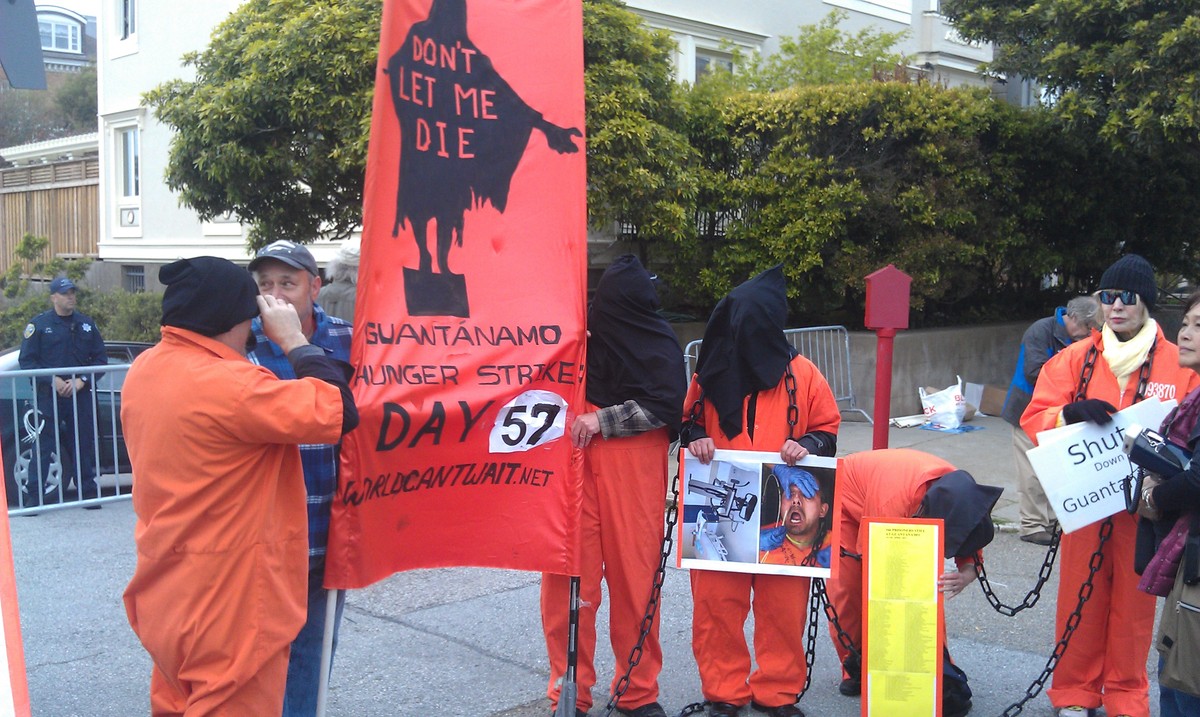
[249,303,353,567]
[596,399,665,438]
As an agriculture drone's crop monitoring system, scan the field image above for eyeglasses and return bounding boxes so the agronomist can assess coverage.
[1098,289,1139,306]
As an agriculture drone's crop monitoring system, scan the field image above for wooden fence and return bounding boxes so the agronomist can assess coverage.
[0,158,99,272]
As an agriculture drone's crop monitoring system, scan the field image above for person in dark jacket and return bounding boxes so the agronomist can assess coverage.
[18,276,107,505]
[1001,296,1099,544]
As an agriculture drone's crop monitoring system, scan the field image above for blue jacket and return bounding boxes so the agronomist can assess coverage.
[18,309,107,393]
[1001,307,1073,427]
[248,303,353,568]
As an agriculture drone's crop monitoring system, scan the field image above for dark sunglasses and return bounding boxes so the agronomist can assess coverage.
[1098,289,1139,306]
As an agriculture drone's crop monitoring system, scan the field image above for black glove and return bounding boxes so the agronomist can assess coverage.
[1061,399,1117,425]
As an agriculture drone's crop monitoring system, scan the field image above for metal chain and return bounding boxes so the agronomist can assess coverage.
[998,518,1114,716]
[1073,345,1099,401]
[784,363,798,441]
[976,528,1061,616]
[816,573,861,663]
[602,468,682,716]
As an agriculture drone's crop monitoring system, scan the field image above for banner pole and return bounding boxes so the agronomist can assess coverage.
[554,576,580,717]
[315,588,340,717]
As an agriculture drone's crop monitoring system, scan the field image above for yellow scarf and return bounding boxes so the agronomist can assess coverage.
[1102,318,1158,384]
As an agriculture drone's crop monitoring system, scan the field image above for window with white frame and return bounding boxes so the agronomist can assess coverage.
[696,49,735,80]
[119,126,139,199]
[109,118,142,234]
[119,0,137,40]
[39,19,82,53]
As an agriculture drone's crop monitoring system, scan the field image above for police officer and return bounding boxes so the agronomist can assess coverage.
[18,276,107,505]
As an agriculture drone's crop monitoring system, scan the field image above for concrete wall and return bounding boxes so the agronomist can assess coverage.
[672,321,1027,420]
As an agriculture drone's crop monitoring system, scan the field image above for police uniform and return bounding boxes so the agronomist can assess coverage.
[18,308,107,501]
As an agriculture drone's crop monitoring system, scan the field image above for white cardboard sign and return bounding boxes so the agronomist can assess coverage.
[1027,397,1174,533]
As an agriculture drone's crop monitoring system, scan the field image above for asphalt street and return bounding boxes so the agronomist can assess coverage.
[8,415,1163,716]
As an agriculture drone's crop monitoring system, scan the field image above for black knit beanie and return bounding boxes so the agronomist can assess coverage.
[1099,254,1157,311]
[160,256,260,337]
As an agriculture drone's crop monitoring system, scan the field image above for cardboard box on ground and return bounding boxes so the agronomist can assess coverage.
[965,382,1007,417]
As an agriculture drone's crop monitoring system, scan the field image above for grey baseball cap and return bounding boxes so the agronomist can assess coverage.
[248,239,319,276]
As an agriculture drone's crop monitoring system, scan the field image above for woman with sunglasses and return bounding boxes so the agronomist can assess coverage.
[1022,254,1200,717]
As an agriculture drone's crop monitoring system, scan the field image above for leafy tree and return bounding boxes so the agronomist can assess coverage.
[583,0,696,265]
[55,65,98,132]
[942,0,1200,151]
[145,0,381,248]
[147,0,694,257]
[0,87,65,148]
[705,9,908,93]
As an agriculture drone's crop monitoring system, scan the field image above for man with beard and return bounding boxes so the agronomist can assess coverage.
[759,465,831,568]
[540,255,685,717]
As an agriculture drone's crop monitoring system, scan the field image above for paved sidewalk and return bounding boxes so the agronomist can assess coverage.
[11,414,1159,717]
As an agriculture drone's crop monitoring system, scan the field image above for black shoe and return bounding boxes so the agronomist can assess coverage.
[82,504,102,510]
[1019,530,1053,546]
[838,675,861,696]
[707,702,740,717]
[619,702,667,717]
[750,701,804,717]
[548,709,587,717]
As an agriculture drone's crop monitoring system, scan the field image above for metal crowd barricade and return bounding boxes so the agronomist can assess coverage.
[683,325,872,424]
[0,363,135,516]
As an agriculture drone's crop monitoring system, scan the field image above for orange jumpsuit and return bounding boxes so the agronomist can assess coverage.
[1021,325,1200,717]
[826,449,976,667]
[686,354,841,707]
[540,415,670,712]
[121,327,345,717]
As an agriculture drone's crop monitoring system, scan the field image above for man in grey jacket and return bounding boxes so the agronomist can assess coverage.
[1001,296,1099,544]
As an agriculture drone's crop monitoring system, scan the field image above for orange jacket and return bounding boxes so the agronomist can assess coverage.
[682,354,841,451]
[121,327,345,707]
[1022,323,1199,440]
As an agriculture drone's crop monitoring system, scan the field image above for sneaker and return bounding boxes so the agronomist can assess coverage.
[750,701,804,717]
[1056,708,1096,717]
[707,702,740,717]
[838,675,861,696]
[1020,530,1054,546]
[619,703,667,717]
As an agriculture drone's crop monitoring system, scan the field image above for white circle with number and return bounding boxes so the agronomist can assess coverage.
[489,390,568,453]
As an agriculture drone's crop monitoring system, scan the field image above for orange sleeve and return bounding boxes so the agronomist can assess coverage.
[793,355,842,437]
[1020,337,1091,443]
[681,374,704,429]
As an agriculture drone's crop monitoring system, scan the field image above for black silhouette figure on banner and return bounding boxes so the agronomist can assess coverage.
[386,0,582,317]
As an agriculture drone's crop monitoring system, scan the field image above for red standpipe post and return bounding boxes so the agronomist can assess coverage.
[872,328,896,449]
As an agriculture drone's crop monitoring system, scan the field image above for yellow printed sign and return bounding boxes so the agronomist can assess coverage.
[864,518,943,717]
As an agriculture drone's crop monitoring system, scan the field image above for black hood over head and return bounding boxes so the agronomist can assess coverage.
[696,264,795,439]
[586,255,686,438]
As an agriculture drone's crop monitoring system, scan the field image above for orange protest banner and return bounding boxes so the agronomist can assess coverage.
[326,0,587,587]
[0,472,30,716]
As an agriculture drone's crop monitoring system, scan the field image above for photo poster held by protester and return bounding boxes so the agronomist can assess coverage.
[863,518,944,717]
[677,449,839,579]
[326,0,588,588]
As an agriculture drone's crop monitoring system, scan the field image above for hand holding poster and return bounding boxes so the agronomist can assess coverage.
[677,449,838,579]
[327,0,587,588]
[1027,397,1174,533]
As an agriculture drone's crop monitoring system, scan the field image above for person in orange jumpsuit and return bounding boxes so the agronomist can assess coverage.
[1022,254,1200,717]
[680,265,840,717]
[827,448,1003,717]
[541,255,686,717]
[121,257,359,717]
[758,464,832,568]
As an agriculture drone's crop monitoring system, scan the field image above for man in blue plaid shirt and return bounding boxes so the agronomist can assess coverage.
[248,240,354,717]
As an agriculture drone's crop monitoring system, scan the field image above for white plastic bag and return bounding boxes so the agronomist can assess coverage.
[919,376,967,429]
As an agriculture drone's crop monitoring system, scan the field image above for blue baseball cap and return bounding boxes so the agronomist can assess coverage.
[49,277,76,294]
